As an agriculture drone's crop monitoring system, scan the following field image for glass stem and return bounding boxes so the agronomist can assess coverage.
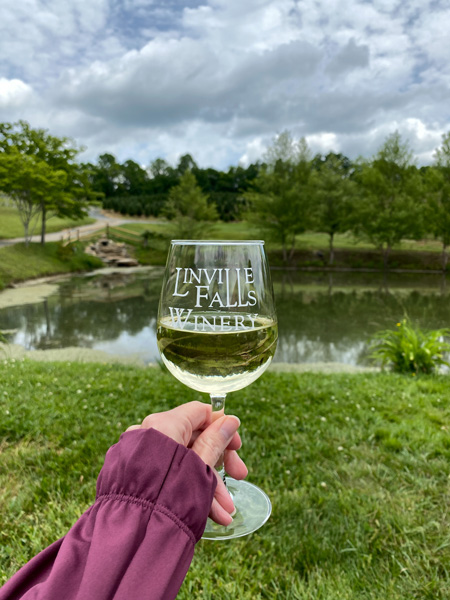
[210,394,227,485]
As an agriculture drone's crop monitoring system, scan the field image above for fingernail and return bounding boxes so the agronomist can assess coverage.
[224,514,233,526]
[220,415,240,439]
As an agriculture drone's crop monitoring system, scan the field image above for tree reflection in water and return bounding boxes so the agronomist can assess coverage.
[0,270,162,362]
[272,270,450,366]
[1,269,450,366]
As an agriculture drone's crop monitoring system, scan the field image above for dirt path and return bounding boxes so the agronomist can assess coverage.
[0,209,156,247]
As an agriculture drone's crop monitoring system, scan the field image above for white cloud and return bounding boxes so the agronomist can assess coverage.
[0,78,34,108]
[306,133,340,156]
[239,137,266,166]
[0,0,449,168]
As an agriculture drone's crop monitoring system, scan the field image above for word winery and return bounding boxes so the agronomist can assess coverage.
[168,308,259,332]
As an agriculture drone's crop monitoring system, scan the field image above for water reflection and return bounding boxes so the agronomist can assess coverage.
[2,270,162,363]
[272,270,450,365]
[1,268,450,366]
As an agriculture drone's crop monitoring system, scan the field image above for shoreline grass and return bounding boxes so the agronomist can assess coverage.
[1,362,450,598]
[118,221,448,272]
[0,242,103,290]
[118,220,445,254]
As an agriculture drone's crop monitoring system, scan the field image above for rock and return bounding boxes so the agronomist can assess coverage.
[85,238,138,267]
[115,257,139,267]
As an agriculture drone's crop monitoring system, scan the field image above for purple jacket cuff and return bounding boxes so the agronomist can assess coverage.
[96,427,217,542]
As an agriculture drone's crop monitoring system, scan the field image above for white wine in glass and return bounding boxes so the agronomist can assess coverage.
[157,240,278,540]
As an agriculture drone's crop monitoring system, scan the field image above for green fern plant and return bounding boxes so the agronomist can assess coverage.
[369,318,450,375]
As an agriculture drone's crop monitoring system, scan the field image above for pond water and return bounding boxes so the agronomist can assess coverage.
[1,267,450,367]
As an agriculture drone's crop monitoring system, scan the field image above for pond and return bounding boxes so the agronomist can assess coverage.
[1,267,450,368]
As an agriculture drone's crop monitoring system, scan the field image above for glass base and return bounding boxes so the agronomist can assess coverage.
[202,478,272,540]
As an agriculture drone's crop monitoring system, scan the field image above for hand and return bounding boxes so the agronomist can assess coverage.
[126,401,248,526]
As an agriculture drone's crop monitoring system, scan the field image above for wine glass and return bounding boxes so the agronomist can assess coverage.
[157,240,278,540]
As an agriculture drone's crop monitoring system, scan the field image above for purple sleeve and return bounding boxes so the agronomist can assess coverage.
[0,428,217,600]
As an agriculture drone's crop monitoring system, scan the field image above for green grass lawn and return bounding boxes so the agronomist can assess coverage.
[118,220,444,254]
[117,220,446,271]
[0,242,103,290]
[0,204,95,240]
[1,362,450,598]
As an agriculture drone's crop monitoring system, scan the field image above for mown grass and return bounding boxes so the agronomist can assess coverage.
[119,221,444,254]
[0,205,95,240]
[0,242,103,290]
[118,221,446,272]
[1,361,450,598]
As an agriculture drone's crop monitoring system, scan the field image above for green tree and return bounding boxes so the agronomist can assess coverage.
[351,132,424,269]
[0,121,92,244]
[310,153,355,265]
[90,153,122,197]
[176,153,197,176]
[118,159,149,196]
[149,158,172,178]
[246,131,313,263]
[192,163,260,221]
[162,171,218,239]
[0,150,71,246]
[434,131,450,170]
[425,131,450,270]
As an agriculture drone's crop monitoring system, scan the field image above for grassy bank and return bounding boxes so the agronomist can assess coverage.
[117,221,447,272]
[0,204,95,240]
[0,242,103,290]
[1,362,450,598]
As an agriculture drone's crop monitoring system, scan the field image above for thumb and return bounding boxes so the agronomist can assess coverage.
[191,415,240,468]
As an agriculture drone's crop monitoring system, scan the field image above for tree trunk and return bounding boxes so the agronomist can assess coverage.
[288,244,295,263]
[329,232,335,266]
[288,235,296,263]
[442,243,448,272]
[382,245,391,272]
[24,222,30,248]
[40,204,46,245]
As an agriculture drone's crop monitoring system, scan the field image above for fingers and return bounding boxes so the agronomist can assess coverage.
[191,415,240,469]
[209,497,234,526]
[188,429,242,451]
[208,453,248,526]
[140,401,212,446]
[224,449,248,481]
[126,424,141,432]
[192,415,242,527]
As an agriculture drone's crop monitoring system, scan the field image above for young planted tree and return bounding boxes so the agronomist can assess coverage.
[310,153,355,265]
[245,131,313,263]
[0,121,92,244]
[351,132,424,269]
[425,132,450,270]
[162,171,218,239]
[422,167,450,270]
[0,150,71,246]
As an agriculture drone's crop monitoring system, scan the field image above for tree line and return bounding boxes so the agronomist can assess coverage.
[1,120,450,269]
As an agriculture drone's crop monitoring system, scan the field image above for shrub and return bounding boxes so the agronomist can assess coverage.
[369,318,450,375]
[56,241,103,271]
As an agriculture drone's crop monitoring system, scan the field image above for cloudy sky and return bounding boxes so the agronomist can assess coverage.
[1,0,449,169]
